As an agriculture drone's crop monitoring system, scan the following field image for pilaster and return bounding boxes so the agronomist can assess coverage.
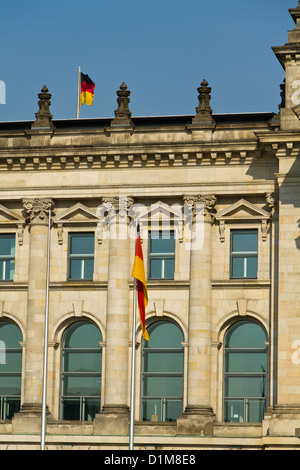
[12,198,54,432]
[94,196,134,435]
[177,194,216,435]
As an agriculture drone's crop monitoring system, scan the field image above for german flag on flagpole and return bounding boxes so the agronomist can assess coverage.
[80,72,95,106]
[131,223,149,341]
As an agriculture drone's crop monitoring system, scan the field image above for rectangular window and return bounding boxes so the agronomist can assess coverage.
[149,231,175,280]
[68,233,94,280]
[230,230,258,279]
[0,234,15,281]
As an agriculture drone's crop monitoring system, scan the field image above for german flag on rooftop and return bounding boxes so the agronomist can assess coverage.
[80,73,95,106]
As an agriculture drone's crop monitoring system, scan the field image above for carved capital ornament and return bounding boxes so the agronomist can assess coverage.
[22,198,54,225]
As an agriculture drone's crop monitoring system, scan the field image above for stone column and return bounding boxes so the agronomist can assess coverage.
[13,198,53,432]
[94,196,133,435]
[177,194,216,435]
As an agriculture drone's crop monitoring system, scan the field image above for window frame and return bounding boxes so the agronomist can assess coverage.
[0,233,16,282]
[68,232,95,281]
[148,230,175,280]
[0,321,22,420]
[60,321,102,421]
[230,229,258,279]
[141,320,184,422]
[223,320,267,423]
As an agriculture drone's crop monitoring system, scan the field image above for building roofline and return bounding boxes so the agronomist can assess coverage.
[0,112,275,131]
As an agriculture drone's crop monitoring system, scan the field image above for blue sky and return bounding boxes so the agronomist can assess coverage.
[0,0,295,122]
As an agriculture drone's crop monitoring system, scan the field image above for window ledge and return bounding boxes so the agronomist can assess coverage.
[212,279,271,289]
[129,280,190,289]
[49,281,108,290]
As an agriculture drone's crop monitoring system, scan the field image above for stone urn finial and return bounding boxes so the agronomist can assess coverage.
[111,82,133,126]
[32,85,55,129]
[193,79,214,124]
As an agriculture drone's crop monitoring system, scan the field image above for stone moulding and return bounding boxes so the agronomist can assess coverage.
[0,149,260,171]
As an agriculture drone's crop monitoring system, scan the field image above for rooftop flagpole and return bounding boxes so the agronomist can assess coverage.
[129,217,138,451]
[76,66,81,119]
[41,208,51,451]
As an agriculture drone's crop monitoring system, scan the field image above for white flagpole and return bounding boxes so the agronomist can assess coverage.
[76,66,81,119]
[129,217,138,451]
[41,208,51,451]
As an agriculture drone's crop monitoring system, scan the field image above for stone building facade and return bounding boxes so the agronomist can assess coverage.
[1,2,300,450]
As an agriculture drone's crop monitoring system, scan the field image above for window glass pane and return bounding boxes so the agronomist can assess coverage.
[70,233,94,255]
[231,257,244,278]
[61,374,101,397]
[69,259,82,280]
[225,321,266,349]
[3,397,21,420]
[8,259,15,280]
[0,259,15,281]
[165,399,183,422]
[225,376,266,398]
[225,351,267,373]
[84,398,100,421]
[0,351,22,373]
[63,351,102,373]
[144,351,183,373]
[0,322,22,348]
[63,322,102,349]
[149,258,162,279]
[61,398,80,420]
[0,235,15,256]
[246,256,258,278]
[232,231,258,253]
[248,399,266,423]
[0,375,22,396]
[145,322,184,349]
[150,232,175,254]
[69,258,94,280]
[141,398,161,421]
[143,375,183,397]
[224,399,245,422]
[163,258,175,279]
[83,258,94,279]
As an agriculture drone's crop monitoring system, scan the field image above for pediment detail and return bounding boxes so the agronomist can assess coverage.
[131,201,184,242]
[215,199,270,242]
[134,200,183,222]
[54,203,102,245]
[216,199,269,221]
[0,204,25,225]
[54,203,100,224]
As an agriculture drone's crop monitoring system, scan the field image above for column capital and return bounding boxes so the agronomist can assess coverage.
[22,198,54,225]
[101,196,135,218]
[183,194,217,223]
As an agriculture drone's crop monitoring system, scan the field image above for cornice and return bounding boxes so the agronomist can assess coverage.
[0,146,264,171]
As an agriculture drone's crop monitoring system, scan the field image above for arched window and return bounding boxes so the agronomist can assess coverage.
[224,320,267,423]
[60,321,102,421]
[141,321,184,422]
[0,321,22,419]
